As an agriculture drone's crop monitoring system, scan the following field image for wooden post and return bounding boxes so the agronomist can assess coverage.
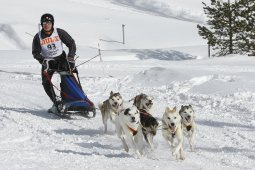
[208,44,211,58]
[98,43,102,62]
[122,24,125,44]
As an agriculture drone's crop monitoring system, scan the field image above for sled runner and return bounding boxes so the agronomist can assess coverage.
[44,59,96,118]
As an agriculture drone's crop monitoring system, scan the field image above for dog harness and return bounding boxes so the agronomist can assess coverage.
[127,126,137,136]
[139,109,151,116]
[183,124,192,131]
[140,109,153,130]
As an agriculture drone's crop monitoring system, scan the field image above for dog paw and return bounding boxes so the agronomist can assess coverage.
[180,155,185,160]
[172,150,178,156]
[135,152,142,159]
[149,145,155,151]
[124,146,129,152]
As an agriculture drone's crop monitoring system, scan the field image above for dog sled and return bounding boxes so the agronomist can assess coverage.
[43,59,96,118]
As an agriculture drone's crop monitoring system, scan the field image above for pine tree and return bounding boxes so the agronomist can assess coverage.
[197,0,238,56]
[235,0,255,55]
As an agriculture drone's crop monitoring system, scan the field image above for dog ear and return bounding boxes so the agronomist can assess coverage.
[165,107,170,113]
[124,108,130,115]
[110,91,113,96]
[189,104,194,112]
[173,106,177,112]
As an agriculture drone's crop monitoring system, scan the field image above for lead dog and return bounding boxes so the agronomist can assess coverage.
[179,105,196,151]
[99,91,123,133]
[115,105,143,158]
[162,106,184,160]
[133,93,158,150]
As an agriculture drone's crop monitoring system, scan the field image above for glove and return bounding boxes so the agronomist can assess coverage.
[67,57,75,71]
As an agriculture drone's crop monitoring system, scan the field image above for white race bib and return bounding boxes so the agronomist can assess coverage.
[39,28,63,58]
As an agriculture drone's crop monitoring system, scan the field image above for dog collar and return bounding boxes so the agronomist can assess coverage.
[181,121,192,131]
[127,126,138,136]
[186,125,192,131]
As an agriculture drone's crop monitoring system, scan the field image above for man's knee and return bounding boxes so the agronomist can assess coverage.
[41,74,52,87]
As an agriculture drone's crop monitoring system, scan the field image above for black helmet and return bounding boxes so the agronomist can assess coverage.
[40,13,54,26]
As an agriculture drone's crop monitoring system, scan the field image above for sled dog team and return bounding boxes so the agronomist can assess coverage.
[99,91,196,159]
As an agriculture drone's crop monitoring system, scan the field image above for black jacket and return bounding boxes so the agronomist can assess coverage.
[32,28,76,63]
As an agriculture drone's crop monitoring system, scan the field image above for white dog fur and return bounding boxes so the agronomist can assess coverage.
[115,105,143,158]
[162,106,184,160]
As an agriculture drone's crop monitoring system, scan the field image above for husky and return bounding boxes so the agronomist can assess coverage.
[132,93,158,150]
[179,105,196,151]
[115,105,143,158]
[133,93,154,111]
[162,107,184,160]
[98,91,123,133]
[140,111,159,150]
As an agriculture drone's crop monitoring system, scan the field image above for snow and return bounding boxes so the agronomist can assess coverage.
[0,0,254,170]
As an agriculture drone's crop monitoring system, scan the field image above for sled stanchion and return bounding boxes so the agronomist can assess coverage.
[42,58,96,118]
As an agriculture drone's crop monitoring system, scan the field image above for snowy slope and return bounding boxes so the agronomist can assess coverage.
[0,0,254,170]
[0,0,208,53]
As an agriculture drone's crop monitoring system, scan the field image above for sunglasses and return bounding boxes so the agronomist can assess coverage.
[42,21,53,25]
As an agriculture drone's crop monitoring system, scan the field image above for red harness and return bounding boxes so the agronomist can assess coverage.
[127,126,138,136]
[139,109,151,116]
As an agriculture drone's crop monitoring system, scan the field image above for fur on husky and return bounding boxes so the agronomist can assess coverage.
[115,106,143,158]
[98,91,123,133]
[162,107,184,160]
[133,93,153,112]
[140,109,159,150]
[179,105,196,151]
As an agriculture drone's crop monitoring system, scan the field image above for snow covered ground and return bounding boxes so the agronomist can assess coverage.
[0,0,254,170]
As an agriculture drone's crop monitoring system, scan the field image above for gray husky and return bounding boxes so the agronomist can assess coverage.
[99,91,123,133]
[179,105,196,151]
[133,93,153,112]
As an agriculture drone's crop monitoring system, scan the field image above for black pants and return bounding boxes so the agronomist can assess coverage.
[41,53,70,105]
